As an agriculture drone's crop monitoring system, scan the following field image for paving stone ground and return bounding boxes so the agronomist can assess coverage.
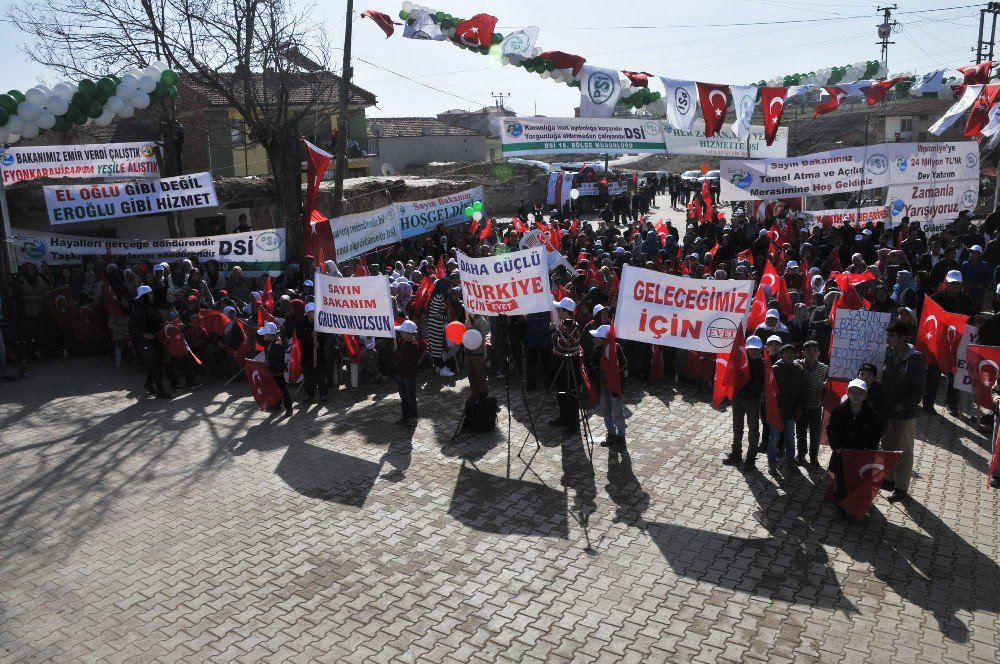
[1,356,998,663]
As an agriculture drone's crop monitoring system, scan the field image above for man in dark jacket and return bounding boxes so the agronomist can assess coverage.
[768,344,804,467]
[924,270,975,415]
[827,378,887,511]
[881,320,927,502]
[724,335,765,470]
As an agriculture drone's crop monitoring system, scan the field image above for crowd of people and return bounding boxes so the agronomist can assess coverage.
[5,173,1000,516]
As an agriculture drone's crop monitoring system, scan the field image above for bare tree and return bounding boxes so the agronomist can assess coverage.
[11,0,336,254]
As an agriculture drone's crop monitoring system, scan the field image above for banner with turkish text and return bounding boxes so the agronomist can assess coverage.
[829,309,892,379]
[1,141,160,185]
[457,246,552,316]
[44,172,217,225]
[313,272,395,338]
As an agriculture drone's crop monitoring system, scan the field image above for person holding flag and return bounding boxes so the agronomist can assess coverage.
[259,321,293,417]
[724,335,765,470]
[769,344,805,468]
[129,285,171,399]
[589,324,628,451]
[827,378,887,519]
[882,320,927,502]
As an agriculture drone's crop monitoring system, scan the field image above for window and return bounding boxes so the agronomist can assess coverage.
[231,118,246,146]
[489,148,496,160]
[899,118,913,132]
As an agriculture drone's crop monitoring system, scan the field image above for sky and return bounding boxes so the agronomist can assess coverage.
[0,0,986,118]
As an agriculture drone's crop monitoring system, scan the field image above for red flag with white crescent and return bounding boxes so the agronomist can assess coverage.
[244,359,283,410]
[478,218,494,241]
[453,13,497,49]
[760,87,787,146]
[763,348,783,429]
[579,356,600,407]
[229,318,252,366]
[713,325,751,409]
[836,450,903,518]
[287,331,303,384]
[194,309,231,337]
[814,85,847,118]
[746,284,768,332]
[696,82,730,137]
[156,320,202,365]
[966,344,1000,410]
[761,259,793,318]
[262,276,275,313]
[958,61,995,85]
[73,304,105,340]
[621,70,652,88]
[360,9,402,38]
[862,77,906,106]
[47,285,78,330]
[102,279,124,318]
[600,324,622,395]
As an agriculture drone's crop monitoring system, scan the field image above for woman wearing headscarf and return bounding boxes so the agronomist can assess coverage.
[223,265,252,305]
[129,285,171,398]
[17,262,52,349]
[890,270,919,311]
[425,278,453,377]
[395,280,414,316]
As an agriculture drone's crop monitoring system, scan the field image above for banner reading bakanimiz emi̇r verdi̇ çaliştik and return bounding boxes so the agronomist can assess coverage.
[614,265,755,353]
[312,272,395,338]
[1,141,160,185]
[457,246,552,316]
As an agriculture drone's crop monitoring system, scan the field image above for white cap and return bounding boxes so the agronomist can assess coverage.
[786,261,799,269]
[257,321,278,336]
[614,247,626,254]
[855,234,864,241]
[971,245,984,253]
[995,283,1000,295]
[900,306,915,317]
[303,279,313,287]
[765,308,780,319]
[848,378,868,392]
[305,302,316,313]
[758,229,768,237]
[589,324,611,339]
[135,285,152,299]
[394,319,418,334]
[592,303,606,316]
[554,297,577,312]
[152,263,165,272]
[745,336,763,349]
[946,269,963,283]
[767,335,783,345]
[862,228,873,236]
[223,306,236,317]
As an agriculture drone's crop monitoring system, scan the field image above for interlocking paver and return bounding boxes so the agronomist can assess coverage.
[1,357,999,663]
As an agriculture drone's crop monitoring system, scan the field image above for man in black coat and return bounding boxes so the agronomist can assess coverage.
[827,378,887,510]
[724,336,765,470]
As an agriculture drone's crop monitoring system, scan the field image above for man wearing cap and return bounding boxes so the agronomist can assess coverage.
[827,378,886,516]
[724,335,765,469]
[393,320,420,425]
[753,309,789,345]
[960,244,991,314]
[924,270,974,415]
[769,344,805,469]
[550,297,583,428]
[588,324,628,450]
[258,321,293,416]
[129,285,172,399]
[882,320,926,502]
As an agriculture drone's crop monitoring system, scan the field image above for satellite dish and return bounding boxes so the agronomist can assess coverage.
[380,163,397,176]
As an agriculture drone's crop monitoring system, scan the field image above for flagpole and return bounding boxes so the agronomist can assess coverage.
[332,0,354,219]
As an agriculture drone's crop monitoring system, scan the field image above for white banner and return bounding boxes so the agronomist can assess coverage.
[500,26,538,59]
[397,186,483,239]
[546,172,574,207]
[329,205,400,262]
[799,206,890,229]
[1,141,160,185]
[313,272,395,338]
[955,325,980,394]
[829,309,892,380]
[457,246,552,316]
[720,141,980,201]
[660,77,699,131]
[500,116,666,156]
[730,85,758,140]
[11,227,284,275]
[614,265,754,353]
[44,172,217,225]
[579,65,622,119]
[662,120,788,159]
[885,179,979,231]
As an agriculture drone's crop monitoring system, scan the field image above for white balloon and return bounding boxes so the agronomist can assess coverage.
[20,124,39,139]
[137,75,157,93]
[131,91,151,109]
[527,213,535,223]
[0,128,7,143]
[118,103,135,119]
[16,101,39,122]
[6,116,25,134]
[106,95,125,115]
[151,60,169,72]
[124,67,142,78]
[570,188,580,200]
[142,66,161,81]
[94,112,113,127]
[6,133,19,144]
[532,47,542,56]
[472,210,483,221]
[118,74,139,94]
[54,82,76,100]
[461,329,483,350]
[25,87,48,106]
[36,111,55,130]
[46,95,69,116]
[539,71,550,79]
[401,1,413,11]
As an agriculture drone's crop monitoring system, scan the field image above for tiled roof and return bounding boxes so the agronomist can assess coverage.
[366,117,481,138]
[179,71,376,108]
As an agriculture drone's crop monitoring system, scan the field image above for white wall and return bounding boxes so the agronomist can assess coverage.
[371,135,487,175]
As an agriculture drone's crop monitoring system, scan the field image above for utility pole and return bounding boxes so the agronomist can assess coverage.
[976,2,1000,64]
[331,0,354,219]
[876,5,898,70]
[491,91,509,112]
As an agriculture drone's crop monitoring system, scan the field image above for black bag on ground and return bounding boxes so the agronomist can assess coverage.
[462,395,499,433]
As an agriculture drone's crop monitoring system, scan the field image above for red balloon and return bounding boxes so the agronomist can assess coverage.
[445,321,467,344]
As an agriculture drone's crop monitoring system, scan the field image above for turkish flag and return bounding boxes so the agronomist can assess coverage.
[302,140,332,261]
[102,279,124,318]
[262,276,274,313]
[958,61,994,85]
[829,273,868,324]
[762,348,783,428]
[513,218,529,233]
[862,77,905,106]
[453,13,497,49]
[287,331,303,384]
[478,217,494,241]
[818,378,851,448]
[814,86,846,118]
[760,87,787,146]
[966,344,1000,410]
[360,9,402,38]
[713,325,751,408]
[761,260,793,318]
[468,219,479,236]
[621,70,652,88]
[822,248,843,272]
[73,304,104,340]
[538,50,586,76]
[837,450,903,518]
[343,334,365,365]
[600,324,622,395]
[578,355,600,407]
[696,82,730,137]
[964,84,1000,137]
[746,284,768,333]
[244,359,283,410]
[412,277,435,317]
[649,345,664,384]
[701,180,713,213]
[194,309,230,337]
[918,296,967,372]
[303,213,336,264]
[47,285,78,329]
[585,261,606,289]
[435,255,446,279]
[156,320,201,365]
[354,259,369,277]
[228,318,252,366]
[736,249,754,266]
[609,270,620,296]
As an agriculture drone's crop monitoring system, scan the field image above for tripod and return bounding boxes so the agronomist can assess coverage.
[547,351,595,460]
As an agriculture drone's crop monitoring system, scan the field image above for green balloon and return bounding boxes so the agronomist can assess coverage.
[92,90,109,105]
[110,75,121,85]
[0,94,16,114]
[71,92,89,108]
[86,101,104,119]
[8,90,24,103]
[493,33,503,44]
[464,206,474,217]
[53,116,69,131]
[71,109,87,125]
[398,9,408,20]
[473,201,483,212]
[160,69,179,86]
[154,82,170,98]
[78,79,97,97]
[167,86,178,99]
[434,11,445,22]
[0,107,7,127]
[97,77,117,95]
